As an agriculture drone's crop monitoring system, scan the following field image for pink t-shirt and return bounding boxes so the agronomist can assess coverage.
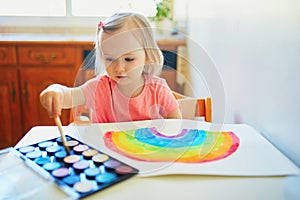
[80,74,178,123]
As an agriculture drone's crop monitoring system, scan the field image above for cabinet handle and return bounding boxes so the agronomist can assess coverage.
[35,54,57,63]
[22,81,28,104]
[12,81,16,103]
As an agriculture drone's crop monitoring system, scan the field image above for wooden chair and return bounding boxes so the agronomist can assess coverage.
[69,105,90,125]
[172,91,212,122]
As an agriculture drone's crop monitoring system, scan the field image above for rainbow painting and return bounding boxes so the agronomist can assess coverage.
[104,128,240,163]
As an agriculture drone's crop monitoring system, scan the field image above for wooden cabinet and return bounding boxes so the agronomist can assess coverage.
[19,67,74,132]
[18,45,81,132]
[18,46,78,65]
[0,45,23,148]
[0,42,85,148]
[0,46,17,65]
[0,68,23,148]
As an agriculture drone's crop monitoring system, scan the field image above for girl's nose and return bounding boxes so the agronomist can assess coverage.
[114,60,125,73]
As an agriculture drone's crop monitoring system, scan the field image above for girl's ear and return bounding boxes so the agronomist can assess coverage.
[144,52,151,65]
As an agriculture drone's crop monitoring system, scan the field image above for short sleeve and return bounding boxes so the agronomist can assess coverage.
[79,77,99,109]
[158,80,179,116]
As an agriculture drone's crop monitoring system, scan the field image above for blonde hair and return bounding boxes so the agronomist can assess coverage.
[94,11,163,76]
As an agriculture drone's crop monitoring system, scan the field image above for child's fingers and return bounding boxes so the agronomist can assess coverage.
[40,91,61,118]
[40,94,53,113]
[52,95,62,118]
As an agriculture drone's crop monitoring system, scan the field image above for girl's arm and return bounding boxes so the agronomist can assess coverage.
[166,107,182,119]
[40,84,85,118]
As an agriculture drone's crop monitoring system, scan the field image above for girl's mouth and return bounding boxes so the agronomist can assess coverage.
[116,75,127,79]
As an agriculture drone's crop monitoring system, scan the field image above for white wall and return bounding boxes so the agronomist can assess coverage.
[187,0,300,167]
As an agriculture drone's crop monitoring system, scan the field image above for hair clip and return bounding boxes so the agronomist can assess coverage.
[98,21,104,31]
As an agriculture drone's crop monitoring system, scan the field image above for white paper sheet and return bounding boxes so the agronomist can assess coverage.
[16,119,300,177]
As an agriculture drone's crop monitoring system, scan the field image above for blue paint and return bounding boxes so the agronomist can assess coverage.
[134,128,206,148]
[96,172,117,184]
[84,168,101,179]
[46,145,61,154]
[35,156,51,165]
[43,162,61,171]
[63,175,80,186]
[19,146,35,154]
[38,141,53,150]
[26,151,42,160]
[55,151,67,160]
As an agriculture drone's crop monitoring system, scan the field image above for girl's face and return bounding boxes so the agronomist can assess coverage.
[100,27,147,85]
[103,49,146,85]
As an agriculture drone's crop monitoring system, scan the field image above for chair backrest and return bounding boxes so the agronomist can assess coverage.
[172,91,212,122]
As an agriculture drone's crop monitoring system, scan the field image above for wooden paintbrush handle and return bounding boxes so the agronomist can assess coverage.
[54,117,70,153]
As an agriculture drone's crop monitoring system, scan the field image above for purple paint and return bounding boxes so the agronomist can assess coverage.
[150,127,188,138]
[73,160,90,171]
[52,167,70,178]
[73,144,89,154]
[104,160,121,170]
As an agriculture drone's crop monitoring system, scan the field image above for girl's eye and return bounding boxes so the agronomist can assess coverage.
[125,57,134,62]
[106,58,114,62]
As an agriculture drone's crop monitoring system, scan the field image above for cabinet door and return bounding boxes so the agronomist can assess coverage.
[0,69,23,148]
[19,67,77,133]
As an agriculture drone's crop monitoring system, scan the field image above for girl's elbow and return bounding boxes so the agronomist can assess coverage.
[166,108,182,119]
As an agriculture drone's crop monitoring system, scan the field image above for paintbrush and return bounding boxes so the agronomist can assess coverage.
[54,116,70,154]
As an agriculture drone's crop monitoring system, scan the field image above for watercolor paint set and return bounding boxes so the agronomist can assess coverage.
[13,135,139,199]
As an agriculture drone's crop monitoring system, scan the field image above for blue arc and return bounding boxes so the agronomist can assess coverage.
[134,128,206,148]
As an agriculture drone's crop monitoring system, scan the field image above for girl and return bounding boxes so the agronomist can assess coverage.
[40,11,182,123]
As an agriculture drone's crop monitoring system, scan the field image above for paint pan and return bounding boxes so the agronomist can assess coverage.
[14,135,139,199]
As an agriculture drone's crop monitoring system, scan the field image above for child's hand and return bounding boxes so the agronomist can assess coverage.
[40,89,63,118]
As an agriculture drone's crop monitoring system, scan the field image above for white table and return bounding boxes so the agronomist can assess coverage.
[1,120,299,200]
